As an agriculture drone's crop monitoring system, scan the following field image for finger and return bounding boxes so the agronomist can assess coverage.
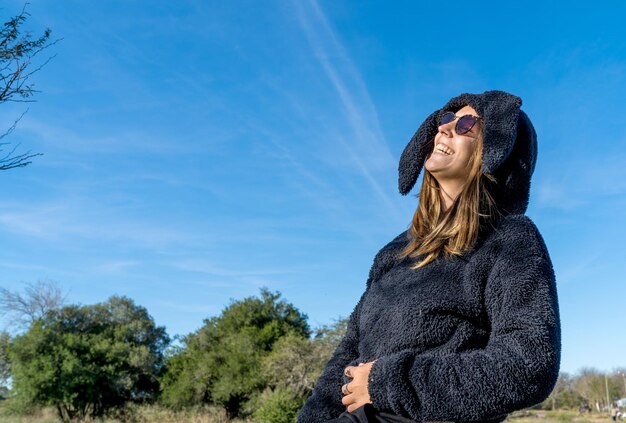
[347,402,362,413]
[346,381,355,394]
[344,366,353,377]
[341,383,350,396]
[341,393,354,407]
[349,366,364,379]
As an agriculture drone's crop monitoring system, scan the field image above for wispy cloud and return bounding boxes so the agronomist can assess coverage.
[292,0,403,223]
[95,260,141,273]
[0,202,69,239]
[534,179,587,211]
[554,252,603,286]
[0,199,205,249]
[0,259,85,282]
[0,260,51,273]
[152,300,220,315]
[167,259,317,278]
[533,146,626,211]
[18,117,205,156]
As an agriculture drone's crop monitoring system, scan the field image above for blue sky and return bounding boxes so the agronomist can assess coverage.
[1,1,625,376]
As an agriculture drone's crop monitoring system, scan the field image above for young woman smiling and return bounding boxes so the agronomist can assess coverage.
[297,91,560,423]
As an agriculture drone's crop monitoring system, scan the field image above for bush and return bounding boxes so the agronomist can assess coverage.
[9,296,169,422]
[160,288,310,418]
[254,387,305,423]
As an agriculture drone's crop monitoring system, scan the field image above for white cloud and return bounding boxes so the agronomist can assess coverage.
[292,0,403,223]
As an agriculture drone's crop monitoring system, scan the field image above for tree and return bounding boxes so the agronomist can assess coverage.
[0,330,10,394]
[1,4,58,170]
[0,280,66,330]
[540,372,585,410]
[253,387,306,423]
[572,367,619,412]
[255,318,347,423]
[310,317,348,363]
[159,288,310,418]
[261,318,347,398]
[8,296,169,422]
[610,368,626,400]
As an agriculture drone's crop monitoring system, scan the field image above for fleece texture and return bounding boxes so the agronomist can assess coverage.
[398,90,536,214]
[297,90,560,423]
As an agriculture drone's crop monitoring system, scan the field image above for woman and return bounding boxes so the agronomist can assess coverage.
[297,90,561,423]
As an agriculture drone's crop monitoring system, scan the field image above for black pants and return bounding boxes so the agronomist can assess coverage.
[326,404,417,423]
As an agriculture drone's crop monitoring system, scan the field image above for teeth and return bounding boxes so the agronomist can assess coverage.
[436,144,452,155]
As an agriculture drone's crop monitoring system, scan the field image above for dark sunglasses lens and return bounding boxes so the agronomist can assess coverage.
[456,115,477,134]
[440,111,455,125]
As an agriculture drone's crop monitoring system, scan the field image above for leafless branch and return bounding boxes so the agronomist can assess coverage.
[0,280,67,330]
[0,4,60,171]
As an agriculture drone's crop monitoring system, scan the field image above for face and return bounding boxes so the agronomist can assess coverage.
[424,105,481,185]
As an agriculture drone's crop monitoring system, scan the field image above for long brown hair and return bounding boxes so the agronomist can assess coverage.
[397,132,499,269]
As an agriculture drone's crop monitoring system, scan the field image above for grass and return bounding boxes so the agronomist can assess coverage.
[0,405,250,423]
[0,407,615,423]
[507,409,611,423]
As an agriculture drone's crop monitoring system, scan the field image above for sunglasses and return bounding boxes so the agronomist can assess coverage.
[439,111,482,135]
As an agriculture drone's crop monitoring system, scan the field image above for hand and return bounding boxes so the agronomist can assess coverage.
[341,361,375,413]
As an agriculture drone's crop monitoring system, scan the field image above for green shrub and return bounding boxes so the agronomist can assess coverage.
[253,388,305,423]
[9,296,169,423]
[160,289,310,418]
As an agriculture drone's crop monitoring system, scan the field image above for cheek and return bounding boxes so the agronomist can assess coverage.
[454,143,477,170]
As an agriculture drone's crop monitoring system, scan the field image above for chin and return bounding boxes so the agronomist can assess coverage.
[424,159,444,174]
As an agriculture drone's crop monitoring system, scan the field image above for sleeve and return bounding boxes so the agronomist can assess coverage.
[367,219,561,422]
[297,231,407,423]
[296,291,365,423]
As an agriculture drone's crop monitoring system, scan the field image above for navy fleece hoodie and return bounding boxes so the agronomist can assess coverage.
[297,91,561,423]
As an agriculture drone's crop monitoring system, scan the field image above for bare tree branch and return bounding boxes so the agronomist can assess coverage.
[0,3,60,171]
[0,280,67,330]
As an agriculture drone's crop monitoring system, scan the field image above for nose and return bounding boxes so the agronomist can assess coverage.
[438,119,454,137]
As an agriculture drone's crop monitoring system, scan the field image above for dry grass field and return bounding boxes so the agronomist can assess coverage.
[507,409,610,423]
[0,407,615,423]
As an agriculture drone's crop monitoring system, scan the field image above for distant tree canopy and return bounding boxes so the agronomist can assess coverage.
[540,368,626,411]
[159,288,311,417]
[8,296,169,423]
[1,285,625,421]
[1,4,57,170]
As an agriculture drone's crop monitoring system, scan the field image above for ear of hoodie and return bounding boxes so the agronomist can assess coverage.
[397,90,536,215]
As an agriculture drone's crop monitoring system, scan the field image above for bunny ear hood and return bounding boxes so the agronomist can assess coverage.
[398,90,537,214]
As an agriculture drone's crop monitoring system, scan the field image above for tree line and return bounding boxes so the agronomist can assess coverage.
[0,281,625,423]
[0,281,344,422]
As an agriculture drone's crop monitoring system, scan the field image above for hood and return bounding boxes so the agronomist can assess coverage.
[398,90,537,215]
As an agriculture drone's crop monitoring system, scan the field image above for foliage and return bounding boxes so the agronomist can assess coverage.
[262,318,347,398]
[8,296,169,422]
[540,372,586,410]
[313,317,347,349]
[569,367,624,410]
[0,331,9,395]
[262,334,321,398]
[253,318,347,422]
[1,5,57,170]
[159,288,310,418]
[253,387,305,423]
[609,367,626,400]
[539,367,626,412]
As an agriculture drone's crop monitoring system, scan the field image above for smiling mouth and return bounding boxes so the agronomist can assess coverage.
[435,144,453,155]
